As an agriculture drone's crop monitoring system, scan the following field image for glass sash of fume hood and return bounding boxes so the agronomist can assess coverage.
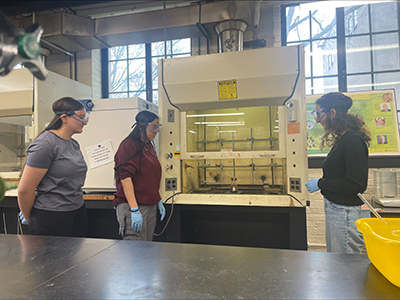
[180,105,286,160]
[0,115,32,173]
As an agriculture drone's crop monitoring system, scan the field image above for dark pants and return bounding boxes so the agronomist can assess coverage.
[29,204,88,237]
[115,202,157,241]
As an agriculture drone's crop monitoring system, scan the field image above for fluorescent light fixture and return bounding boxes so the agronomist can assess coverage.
[347,44,399,54]
[219,130,237,133]
[307,43,398,57]
[312,79,400,92]
[189,130,196,134]
[300,0,394,11]
[187,113,244,118]
[194,121,245,125]
[347,81,400,89]
[207,124,245,127]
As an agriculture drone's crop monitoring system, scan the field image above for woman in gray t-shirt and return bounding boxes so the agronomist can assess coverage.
[18,97,89,237]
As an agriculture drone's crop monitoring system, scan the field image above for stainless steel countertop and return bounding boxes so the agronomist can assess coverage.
[1,234,399,299]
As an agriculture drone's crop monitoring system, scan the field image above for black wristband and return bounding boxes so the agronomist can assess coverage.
[130,207,139,212]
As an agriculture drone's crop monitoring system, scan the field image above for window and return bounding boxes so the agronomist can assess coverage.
[347,10,358,34]
[285,4,338,95]
[151,40,191,104]
[282,1,400,110]
[108,39,191,104]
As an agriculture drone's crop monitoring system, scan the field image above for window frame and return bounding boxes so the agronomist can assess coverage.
[281,1,400,167]
[281,1,400,96]
[102,39,191,104]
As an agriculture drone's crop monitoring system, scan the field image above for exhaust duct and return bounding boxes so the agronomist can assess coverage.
[16,1,259,53]
[214,20,247,53]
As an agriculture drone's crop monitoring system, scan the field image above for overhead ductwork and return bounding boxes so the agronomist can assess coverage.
[20,12,108,52]
[94,1,254,48]
[13,1,265,53]
[214,20,248,53]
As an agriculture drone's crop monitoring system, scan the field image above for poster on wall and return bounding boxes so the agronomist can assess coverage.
[306,90,400,156]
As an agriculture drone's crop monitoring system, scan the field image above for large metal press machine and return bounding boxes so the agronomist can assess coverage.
[158,45,308,207]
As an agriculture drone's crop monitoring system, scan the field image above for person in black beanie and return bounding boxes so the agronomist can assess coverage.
[306,92,371,254]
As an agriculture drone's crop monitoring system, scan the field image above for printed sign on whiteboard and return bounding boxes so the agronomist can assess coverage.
[86,140,114,169]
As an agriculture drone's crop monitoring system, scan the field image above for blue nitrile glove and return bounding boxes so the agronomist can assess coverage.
[19,211,29,225]
[157,200,166,221]
[306,178,320,193]
[130,208,143,232]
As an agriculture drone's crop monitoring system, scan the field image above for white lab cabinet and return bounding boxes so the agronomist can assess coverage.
[74,98,158,192]
[0,68,92,179]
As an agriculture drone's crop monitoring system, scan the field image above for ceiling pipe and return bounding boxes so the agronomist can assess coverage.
[249,0,262,29]
[40,47,51,66]
[41,39,74,57]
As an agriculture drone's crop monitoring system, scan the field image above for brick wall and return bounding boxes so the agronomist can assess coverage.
[91,49,102,100]
[46,53,73,79]
[45,49,101,99]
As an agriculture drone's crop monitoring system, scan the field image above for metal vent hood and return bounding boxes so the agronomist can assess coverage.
[15,1,261,52]
[95,1,255,47]
[20,12,108,52]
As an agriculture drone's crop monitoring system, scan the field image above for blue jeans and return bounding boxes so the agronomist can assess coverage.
[324,197,370,254]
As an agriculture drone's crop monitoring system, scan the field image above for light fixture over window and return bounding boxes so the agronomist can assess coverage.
[300,0,394,11]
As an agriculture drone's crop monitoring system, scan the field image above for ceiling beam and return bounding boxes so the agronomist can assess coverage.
[0,1,111,16]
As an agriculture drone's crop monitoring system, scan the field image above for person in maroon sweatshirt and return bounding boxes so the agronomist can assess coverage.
[113,110,165,241]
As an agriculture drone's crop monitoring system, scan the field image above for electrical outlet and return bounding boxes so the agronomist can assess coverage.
[289,177,301,193]
[165,177,177,191]
[168,109,174,122]
[286,100,298,122]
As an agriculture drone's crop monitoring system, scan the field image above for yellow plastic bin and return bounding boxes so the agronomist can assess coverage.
[356,218,400,288]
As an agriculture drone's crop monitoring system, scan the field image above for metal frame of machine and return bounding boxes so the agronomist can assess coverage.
[158,45,308,207]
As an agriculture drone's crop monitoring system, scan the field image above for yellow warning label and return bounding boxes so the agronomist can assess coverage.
[174,152,181,156]
[218,80,237,100]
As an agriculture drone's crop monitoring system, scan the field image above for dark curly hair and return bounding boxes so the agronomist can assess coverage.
[316,92,371,149]
[114,110,159,182]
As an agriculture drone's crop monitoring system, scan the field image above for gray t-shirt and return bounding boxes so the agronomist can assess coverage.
[26,131,87,211]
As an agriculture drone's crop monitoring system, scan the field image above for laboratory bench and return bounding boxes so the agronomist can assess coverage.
[0,196,119,239]
[372,202,400,218]
[1,195,307,250]
[1,234,399,299]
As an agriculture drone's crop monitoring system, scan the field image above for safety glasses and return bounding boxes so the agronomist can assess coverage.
[55,110,89,123]
[146,122,162,133]
[311,108,326,122]
[72,110,90,123]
